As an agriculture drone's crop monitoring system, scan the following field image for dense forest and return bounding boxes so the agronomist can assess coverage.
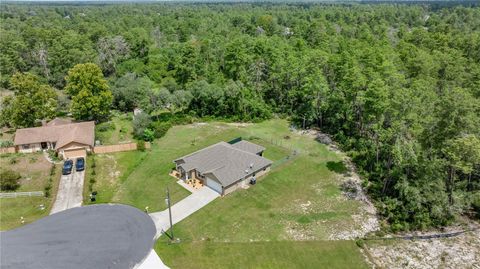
[0,2,479,231]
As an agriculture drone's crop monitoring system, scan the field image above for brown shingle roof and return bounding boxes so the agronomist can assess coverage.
[14,120,95,150]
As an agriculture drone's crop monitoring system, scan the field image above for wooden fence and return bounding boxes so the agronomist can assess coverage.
[0,191,43,198]
[93,142,150,154]
[0,146,16,154]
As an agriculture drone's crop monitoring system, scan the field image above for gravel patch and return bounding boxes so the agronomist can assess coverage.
[368,231,480,269]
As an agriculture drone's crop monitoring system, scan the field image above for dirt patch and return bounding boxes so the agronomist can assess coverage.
[367,230,480,269]
[295,129,379,240]
[1,153,52,191]
[226,122,252,127]
[103,155,120,184]
[283,221,316,241]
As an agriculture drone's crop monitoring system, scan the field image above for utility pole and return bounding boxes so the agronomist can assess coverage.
[165,187,174,240]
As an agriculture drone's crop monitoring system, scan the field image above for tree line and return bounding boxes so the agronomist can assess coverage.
[0,2,479,231]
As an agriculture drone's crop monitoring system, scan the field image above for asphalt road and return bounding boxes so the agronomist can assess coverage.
[50,168,85,215]
[1,204,156,269]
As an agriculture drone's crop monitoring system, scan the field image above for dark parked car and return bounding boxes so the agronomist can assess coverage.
[62,159,73,175]
[76,157,85,172]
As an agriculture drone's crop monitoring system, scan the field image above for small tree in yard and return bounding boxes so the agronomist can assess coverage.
[0,170,21,191]
[137,140,146,151]
[133,112,152,139]
[143,128,155,141]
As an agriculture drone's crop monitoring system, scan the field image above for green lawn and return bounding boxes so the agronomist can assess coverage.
[0,153,61,230]
[155,240,369,269]
[152,120,360,242]
[95,112,134,145]
[83,119,368,268]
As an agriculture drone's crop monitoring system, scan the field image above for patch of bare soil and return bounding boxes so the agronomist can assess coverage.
[284,221,316,241]
[225,122,252,127]
[367,229,480,269]
[103,155,119,179]
[329,157,380,240]
[296,128,380,240]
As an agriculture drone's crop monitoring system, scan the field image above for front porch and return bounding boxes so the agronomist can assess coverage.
[170,169,204,190]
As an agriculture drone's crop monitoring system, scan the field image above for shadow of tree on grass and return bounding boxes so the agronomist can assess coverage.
[326,161,348,174]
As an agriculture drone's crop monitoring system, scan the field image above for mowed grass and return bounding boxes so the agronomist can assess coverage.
[82,119,368,268]
[153,120,368,268]
[84,121,291,212]
[154,120,360,242]
[0,153,61,230]
[155,240,368,269]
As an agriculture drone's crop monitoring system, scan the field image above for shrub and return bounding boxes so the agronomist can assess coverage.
[151,121,172,139]
[133,112,152,139]
[47,149,61,162]
[96,122,116,132]
[142,128,154,141]
[355,239,365,248]
[0,140,13,148]
[472,192,480,219]
[50,164,56,176]
[9,157,17,164]
[44,183,52,198]
[137,140,146,151]
[0,170,21,191]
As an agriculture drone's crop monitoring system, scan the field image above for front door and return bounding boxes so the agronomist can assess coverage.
[41,142,48,150]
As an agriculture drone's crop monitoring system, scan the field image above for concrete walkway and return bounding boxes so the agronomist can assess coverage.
[135,249,170,269]
[149,186,220,238]
[50,170,85,215]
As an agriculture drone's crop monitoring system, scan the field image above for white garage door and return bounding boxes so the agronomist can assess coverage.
[206,177,222,194]
[63,148,87,159]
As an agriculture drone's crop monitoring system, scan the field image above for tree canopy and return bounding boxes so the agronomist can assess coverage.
[0,2,479,230]
[65,63,113,121]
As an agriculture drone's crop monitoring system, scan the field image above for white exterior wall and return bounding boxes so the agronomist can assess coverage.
[18,143,42,153]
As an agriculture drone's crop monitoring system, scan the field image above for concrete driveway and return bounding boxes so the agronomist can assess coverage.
[149,186,219,238]
[50,166,85,215]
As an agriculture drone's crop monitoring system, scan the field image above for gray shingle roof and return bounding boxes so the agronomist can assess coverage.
[230,140,265,155]
[175,141,272,187]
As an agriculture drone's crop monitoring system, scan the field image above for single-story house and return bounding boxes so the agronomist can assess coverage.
[13,118,95,159]
[174,140,272,195]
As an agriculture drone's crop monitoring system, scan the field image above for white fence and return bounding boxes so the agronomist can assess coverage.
[0,191,44,198]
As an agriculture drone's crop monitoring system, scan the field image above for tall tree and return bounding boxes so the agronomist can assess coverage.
[64,63,112,121]
[0,72,57,128]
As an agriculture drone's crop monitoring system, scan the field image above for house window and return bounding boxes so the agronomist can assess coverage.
[22,144,30,150]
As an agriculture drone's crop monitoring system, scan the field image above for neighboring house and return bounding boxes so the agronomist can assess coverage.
[174,140,272,195]
[13,119,95,159]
